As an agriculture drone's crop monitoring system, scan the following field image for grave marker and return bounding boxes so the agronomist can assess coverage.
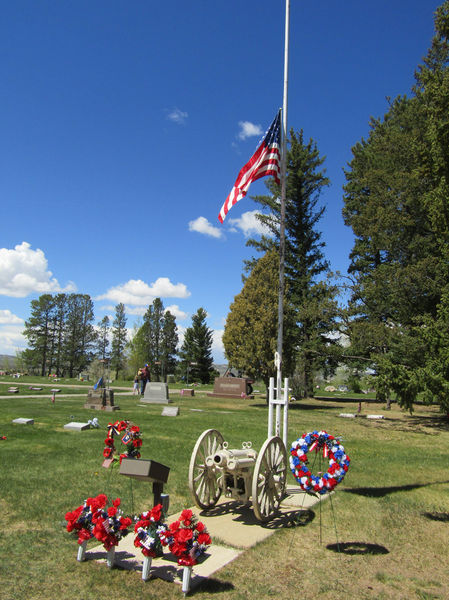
[141,382,172,404]
[64,422,91,431]
[161,406,179,417]
[12,418,34,425]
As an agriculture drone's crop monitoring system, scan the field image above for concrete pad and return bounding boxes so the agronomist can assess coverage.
[64,422,91,431]
[367,414,384,419]
[12,418,34,425]
[88,534,241,588]
[86,484,323,590]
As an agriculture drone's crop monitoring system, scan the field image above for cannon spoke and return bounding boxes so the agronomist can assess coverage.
[252,436,287,522]
[189,429,224,509]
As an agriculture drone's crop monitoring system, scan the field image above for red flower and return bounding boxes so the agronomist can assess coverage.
[178,555,196,566]
[104,438,114,447]
[197,532,211,546]
[169,520,180,532]
[176,528,193,543]
[151,505,162,522]
[120,517,132,530]
[103,447,113,458]
[171,541,188,556]
[119,453,127,464]
[113,498,121,508]
[132,438,142,448]
[78,528,91,543]
[107,506,117,517]
[195,521,205,533]
[117,421,128,431]
[131,425,140,433]
[180,509,193,522]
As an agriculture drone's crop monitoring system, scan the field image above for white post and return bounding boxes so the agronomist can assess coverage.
[106,546,115,568]
[142,556,152,581]
[268,377,274,438]
[283,377,289,450]
[182,565,193,594]
[77,540,87,562]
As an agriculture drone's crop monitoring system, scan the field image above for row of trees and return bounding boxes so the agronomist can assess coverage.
[223,1,449,411]
[20,293,216,384]
[21,294,128,378]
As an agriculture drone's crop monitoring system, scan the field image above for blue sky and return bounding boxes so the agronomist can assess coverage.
[0,0,442,362]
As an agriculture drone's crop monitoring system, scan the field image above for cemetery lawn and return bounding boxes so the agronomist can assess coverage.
[1,390,448,599]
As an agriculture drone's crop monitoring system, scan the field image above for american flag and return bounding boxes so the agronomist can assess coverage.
[218,111,281,223]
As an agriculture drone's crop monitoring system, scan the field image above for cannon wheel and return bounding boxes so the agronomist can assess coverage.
[189,429,224,509]
[252,436,287,522]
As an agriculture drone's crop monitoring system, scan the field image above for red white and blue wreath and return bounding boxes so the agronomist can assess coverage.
[290,430,350,495]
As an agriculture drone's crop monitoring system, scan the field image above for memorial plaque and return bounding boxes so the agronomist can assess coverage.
[119,458,170,483]
[12,418,34,425]
[161,406,179,417]
[141,382,172,404]
[207,377,254,399]
[64,422,91,431]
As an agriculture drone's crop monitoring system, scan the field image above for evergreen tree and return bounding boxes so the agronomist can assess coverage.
[223,249,295,388]
[246,129,339,396]
[111,303,127,379]
[342,1,449,410]
[180,308,214,384]
[160,310,178,382]
[23,294,55,376]
[64,294,97,377]
[96,315,110,361]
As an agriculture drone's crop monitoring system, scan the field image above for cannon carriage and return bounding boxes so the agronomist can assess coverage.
[188,429,287,522]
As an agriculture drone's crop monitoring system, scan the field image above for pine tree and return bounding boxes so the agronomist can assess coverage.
[160,310,178,382]
[111,303,127,379]
[246,129,339,396]
[223,249,295,388]
[97,316,110,361]
[180,308,214,384]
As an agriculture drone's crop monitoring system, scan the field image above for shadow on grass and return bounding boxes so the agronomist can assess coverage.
[422,511,449,522]
[196,578,235,594]
[199,500,315,530]
[342,480,449,498]
[326,541,389,555]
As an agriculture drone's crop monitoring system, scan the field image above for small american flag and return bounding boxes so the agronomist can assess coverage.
[218,111,281,223]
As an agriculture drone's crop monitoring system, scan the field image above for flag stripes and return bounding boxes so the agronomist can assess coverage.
[218,111,281,223]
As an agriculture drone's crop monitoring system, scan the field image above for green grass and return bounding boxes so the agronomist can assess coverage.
[1,384,449,599]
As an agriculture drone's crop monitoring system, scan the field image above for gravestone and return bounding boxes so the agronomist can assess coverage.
[12,418,34,425]
[180,388,194,396]
[64,422,91,431]
[339,413,356,418]
[141,382,172,404]
[207,377,254,399]
[84,388,119,411]
[367,414,384,420]
[161,406,179,417]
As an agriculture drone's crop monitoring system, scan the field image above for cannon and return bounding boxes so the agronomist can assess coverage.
[188,429,287,522]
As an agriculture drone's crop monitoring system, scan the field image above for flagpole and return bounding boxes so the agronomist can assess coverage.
[276,0,290,386]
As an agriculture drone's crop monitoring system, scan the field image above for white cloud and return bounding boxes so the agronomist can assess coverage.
[238,121,263,141]
[188,216,223,239]
[0,309,24,325]
[165,304,188,321]
[0,242,77,298]
[212,328,224,359]
[0,323,26,355]
[166,108,188,124]
[228,210,272,237]
[96,278,191,306]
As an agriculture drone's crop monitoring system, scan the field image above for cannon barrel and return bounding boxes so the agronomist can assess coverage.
[206,448,257,470]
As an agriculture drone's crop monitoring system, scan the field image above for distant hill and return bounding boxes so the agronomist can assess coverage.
[0,354,17,369]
